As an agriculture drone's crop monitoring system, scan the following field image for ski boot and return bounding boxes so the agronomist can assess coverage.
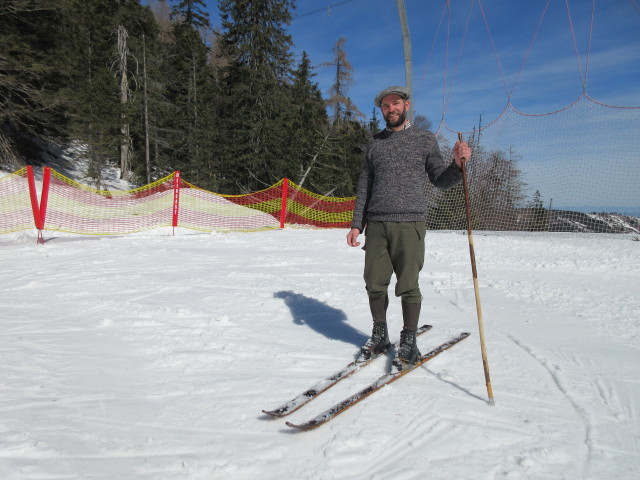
[358,295,391,362]
[392,328,422,371]
[392,301,422,371]
[359,321,392,362]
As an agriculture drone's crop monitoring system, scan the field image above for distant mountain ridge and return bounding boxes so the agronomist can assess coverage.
[549,210,640,234]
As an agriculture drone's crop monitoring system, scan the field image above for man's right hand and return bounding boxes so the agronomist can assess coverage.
[346,228,361,247]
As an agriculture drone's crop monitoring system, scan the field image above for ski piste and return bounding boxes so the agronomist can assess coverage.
[285,331,470,431]
[262,324,433,418]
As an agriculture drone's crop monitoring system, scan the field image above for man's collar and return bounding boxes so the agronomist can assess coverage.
[386,120,412,132]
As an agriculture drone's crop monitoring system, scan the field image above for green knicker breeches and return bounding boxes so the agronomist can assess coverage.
[363,221,426,304]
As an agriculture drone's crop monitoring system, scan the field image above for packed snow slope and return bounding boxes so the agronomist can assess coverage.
[0,228,638,480]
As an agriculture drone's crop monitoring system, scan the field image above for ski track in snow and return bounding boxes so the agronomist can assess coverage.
[0,229,639,479]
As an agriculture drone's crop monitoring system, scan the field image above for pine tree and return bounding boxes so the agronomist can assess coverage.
[217,0,296,193]
[288,52,331,188]
[314,37,368,197]
[111,1,160,182]
[163,0,217,187]
[368,108,380,135]
[55,0,159,188]
[126,6,170,185]
[55,0,119,188]
[527,189,549,231]
[0,1,67,167]
[170,0,210,29]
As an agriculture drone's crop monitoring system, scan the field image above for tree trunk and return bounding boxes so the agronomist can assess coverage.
[191,51,199,183]
[142,33,151,184]
[118,25,131,182]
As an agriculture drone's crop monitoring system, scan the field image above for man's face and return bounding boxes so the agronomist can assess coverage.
[380,94,409,128]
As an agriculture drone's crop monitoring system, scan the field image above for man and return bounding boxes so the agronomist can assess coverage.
[346,85,471,371]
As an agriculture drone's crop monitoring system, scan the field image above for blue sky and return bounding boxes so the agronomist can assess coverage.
[196,0,640,211]
[201,0,640,132]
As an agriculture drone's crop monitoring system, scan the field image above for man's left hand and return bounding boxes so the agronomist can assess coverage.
[453,141,472,169]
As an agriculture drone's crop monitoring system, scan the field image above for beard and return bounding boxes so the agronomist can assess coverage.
[384,107,407,129]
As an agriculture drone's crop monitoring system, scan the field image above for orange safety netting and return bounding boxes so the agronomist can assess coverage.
[0,167,34,234]
[43,169,177,235]
[282,180,355,229]
[0,167,355,238]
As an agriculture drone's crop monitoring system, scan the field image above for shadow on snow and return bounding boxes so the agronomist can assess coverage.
[274,291,368,347]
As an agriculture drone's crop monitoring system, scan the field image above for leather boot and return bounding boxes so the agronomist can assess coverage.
[359,295,391,361]
[393,329,421,370]
[392,301,422,371]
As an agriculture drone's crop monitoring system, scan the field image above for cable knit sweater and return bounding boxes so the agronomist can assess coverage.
[351,126,462,232]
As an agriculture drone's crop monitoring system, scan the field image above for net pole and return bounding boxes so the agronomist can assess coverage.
[280,178,289,229]
[396,0,413,122]
[458,132,495,406]
[172,171,181,235]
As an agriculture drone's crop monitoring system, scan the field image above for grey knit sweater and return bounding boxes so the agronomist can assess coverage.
[351,127,462,232]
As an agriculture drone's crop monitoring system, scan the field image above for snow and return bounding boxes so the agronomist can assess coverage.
[1,227,639,479]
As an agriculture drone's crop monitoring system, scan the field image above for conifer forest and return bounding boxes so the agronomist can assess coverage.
[0,0,378,197]
[3,0,574,234]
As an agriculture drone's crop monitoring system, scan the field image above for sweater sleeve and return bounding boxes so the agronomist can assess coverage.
[425,136,463,189]
[351,149,373,231]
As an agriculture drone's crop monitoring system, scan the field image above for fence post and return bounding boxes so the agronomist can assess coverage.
[40,167,51,231]
[172,171,181,235]
[280,178,289,229]
[27,166,40,226]
[26,166,49,244]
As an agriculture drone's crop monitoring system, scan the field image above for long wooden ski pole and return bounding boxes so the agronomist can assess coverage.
[458,132,495,405]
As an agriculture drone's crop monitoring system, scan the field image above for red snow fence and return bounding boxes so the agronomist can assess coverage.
[0,167,355,242]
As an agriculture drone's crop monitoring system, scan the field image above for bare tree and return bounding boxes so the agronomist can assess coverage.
[413,113,433,132]
[470,146,526,230]
[323,37,363,123]
[141,32,151,184]
[116,24,133,181]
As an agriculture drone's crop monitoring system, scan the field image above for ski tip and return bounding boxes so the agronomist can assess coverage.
[285,420,318,431]
[262,409,284,418]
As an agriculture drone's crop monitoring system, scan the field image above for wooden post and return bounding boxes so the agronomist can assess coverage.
[459,132,494,405]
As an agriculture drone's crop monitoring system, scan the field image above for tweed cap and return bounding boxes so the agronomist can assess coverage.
[374,86,410,107]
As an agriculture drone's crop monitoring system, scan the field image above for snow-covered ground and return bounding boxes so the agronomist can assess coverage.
[0,227,638,479]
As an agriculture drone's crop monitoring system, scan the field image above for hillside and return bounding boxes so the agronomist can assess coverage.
[550,209,640,234]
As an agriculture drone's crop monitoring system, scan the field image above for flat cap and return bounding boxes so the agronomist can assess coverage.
[374,85,410,107]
